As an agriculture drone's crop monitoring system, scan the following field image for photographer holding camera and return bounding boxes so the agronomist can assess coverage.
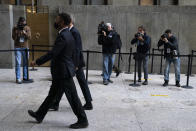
[98,22,118,85]
[131,26,151,85]
[12,17,31,84]
[158,29,181,87]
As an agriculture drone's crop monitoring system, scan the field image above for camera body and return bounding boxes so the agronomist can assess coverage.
[161,33,169,40]
[98,21,109,35]
[17,23,27,31]
[135,32,143,38]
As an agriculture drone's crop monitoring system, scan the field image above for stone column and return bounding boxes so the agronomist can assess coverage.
[159,0,176,5]
[71,0,85,5]
[0,5,14,68]
[179,0,196,5]
[108,0,138,5]
[90,0,105,5]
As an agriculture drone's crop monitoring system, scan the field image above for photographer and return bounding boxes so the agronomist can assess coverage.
[131,26,151,85]
[12,17,31,84]
[157,29,180,87]
[98,22,118,85]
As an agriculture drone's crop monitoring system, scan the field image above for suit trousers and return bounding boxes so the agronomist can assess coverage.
[52,68,92,107]
[36,77,87,121]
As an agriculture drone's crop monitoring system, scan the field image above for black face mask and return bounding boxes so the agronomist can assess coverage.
[54,22,60,30]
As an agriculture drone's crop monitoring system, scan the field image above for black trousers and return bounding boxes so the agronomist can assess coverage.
[53,68,92,107]
[36,77,87,121]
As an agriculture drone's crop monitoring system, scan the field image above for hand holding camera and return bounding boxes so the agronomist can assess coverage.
[135,32,144,41]
[102,31,106,36]
[161,33,169,43]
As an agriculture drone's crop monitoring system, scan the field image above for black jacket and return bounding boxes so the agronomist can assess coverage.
[131,33,151,54]
[98,30,118,54]
[36,28,76,79]
[70,26,85,68]
[157,35,180,58]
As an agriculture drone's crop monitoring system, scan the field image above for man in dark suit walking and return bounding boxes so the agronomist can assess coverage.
[50,17,93,111]
[28,13,88,129]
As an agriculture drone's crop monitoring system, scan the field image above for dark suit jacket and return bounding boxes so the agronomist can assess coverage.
[70,26,85,68]
[36,28,76,79]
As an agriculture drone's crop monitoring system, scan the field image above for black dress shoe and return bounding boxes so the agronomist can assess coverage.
[83,103,93,110]
[69,120,88,129]
[49,105,59,111]
[28,110,43,123]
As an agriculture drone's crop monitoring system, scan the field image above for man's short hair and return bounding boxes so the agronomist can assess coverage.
[138,25,145,31]
[165,29,172,34]
[106,23,112,28]
[58,13,71,26]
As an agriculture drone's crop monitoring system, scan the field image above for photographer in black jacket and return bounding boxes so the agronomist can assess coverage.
[98,22,118,85]
[131,26,151,85]
[158,29,181,87]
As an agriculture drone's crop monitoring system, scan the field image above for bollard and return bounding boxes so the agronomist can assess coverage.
[159,49,164,75]
[151,48,154,74]
[129,53,140,87]
[189,50,194,76]
[23,48,33,83]
[30,45,38,71]
[117,49,121,70]
[85,50,92,84]
[125,48,132,74]
[182,55,193,89]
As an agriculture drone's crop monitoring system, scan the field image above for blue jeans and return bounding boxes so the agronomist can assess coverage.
[164,57,180,82]
[15,48,28,80]
[103,53,115,81]
[137,55,149,80]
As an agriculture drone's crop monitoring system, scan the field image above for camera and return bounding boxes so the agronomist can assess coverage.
[97,21,109,35]
[17,24,26,31]
[135,32,143,38]
[161,33,169,39]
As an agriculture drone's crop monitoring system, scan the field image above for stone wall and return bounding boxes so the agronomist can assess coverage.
[57,6,196,73]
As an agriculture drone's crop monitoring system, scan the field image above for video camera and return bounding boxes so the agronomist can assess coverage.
[97,21,109,35]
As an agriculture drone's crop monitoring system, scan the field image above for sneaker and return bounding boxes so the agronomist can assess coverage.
[142,80,148,85]
[163,80,169,87]
[16,79,22,84]
[108,79,113,83]
[176,81,181,87]
[103,80,109,85]
[138,79,141,82]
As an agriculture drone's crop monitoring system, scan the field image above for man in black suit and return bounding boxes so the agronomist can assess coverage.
[27,13,88,129]
[50,19,93,111]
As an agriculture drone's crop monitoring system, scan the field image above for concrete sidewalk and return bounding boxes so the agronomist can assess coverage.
[0,67,196,131]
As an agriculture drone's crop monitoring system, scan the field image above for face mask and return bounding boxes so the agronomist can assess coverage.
[54,22,60,30]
